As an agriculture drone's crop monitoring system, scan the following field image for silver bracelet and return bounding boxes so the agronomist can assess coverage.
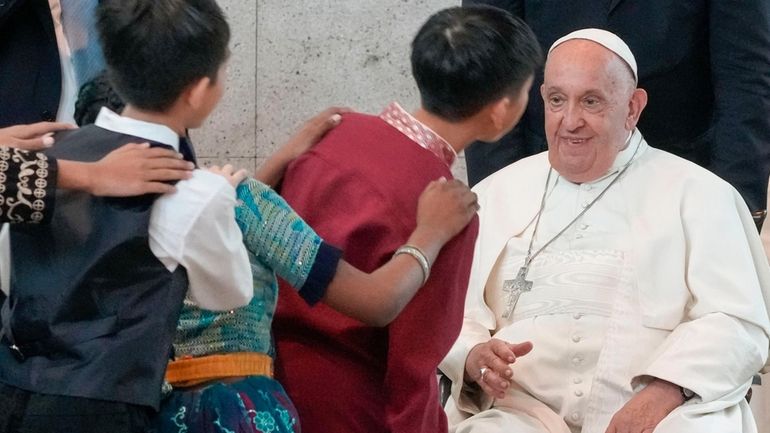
[394,245,431,286]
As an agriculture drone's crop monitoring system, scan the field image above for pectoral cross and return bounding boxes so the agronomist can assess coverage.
[502,266,533,319]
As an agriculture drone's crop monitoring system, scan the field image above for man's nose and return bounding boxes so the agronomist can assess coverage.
[562,103,585,131]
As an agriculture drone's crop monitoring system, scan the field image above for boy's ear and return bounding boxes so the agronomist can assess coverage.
[488,97,511,132]
[185,76,213,110]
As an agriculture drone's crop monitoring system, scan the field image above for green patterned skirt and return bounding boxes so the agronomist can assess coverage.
[153,376,300,433]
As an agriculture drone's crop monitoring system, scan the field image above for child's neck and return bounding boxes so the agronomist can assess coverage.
[121,105,187,137]
[411,108,478,154]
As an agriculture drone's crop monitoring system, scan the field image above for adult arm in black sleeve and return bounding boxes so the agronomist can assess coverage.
[0,148,57,223]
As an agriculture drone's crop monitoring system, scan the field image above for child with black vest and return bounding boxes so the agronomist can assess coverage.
[0,0,254,431]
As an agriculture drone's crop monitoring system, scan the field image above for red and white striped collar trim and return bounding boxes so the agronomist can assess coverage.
[379,102,456,167]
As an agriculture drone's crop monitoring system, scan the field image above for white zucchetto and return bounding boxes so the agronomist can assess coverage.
[549,28,638,83]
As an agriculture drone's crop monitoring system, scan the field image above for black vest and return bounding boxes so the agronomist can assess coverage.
[0,125,188,409]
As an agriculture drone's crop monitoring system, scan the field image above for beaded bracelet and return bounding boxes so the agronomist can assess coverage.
[394,245,431,286]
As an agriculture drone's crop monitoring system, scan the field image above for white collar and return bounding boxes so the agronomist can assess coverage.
[609,129,644,172]
[94,107,180,151]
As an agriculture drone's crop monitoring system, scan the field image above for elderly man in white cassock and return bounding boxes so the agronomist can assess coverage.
[440,28,770,433]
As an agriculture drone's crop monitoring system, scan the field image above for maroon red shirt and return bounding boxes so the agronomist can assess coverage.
[274,104,478,433]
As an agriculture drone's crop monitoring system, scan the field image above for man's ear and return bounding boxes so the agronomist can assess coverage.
[626,88,648,130]
[184,76,213,111]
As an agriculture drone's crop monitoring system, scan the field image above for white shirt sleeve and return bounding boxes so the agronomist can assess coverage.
[149,170,252,311]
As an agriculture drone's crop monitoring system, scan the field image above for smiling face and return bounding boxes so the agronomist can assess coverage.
[541,39,645,183]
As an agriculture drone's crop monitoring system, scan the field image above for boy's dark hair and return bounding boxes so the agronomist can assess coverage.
[96,0,230,112]
[411,6,542,122]
[74,71,126,126]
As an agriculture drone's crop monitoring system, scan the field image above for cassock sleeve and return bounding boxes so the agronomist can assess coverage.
[633,182,770,403]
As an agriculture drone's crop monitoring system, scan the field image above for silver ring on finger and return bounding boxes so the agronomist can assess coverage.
[479,367,488,382]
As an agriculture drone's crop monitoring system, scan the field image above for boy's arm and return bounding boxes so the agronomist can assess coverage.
[254,107,347,188]
[149,170,252,311]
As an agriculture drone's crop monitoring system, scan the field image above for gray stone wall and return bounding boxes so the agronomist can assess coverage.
[193,0,465,182]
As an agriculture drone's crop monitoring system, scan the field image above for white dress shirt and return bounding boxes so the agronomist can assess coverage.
[93,108,252,310]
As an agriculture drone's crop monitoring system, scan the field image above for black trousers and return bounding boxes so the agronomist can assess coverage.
[0,383,153,433]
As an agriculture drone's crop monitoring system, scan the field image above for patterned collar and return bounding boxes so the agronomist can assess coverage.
[379,102,457,167]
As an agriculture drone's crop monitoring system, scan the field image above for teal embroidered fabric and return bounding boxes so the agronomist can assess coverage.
[172,178,323,357]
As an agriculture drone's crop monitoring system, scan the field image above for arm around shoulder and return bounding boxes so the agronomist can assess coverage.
[321,178,479,326]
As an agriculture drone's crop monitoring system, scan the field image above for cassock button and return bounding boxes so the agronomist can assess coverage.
[581,201,590,208]
[579,223,589,230]
[572,356,583,366]
[575,233,584,239]
[571,335,581,343]
[575,390,584,397]
[573,377,583,384]
[573,313,583,320]
[571,412,580,422]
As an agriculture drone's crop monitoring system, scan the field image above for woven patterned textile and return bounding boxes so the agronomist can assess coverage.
[173,178,323,358]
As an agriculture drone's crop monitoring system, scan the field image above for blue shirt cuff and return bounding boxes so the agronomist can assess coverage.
[298,241,342,305]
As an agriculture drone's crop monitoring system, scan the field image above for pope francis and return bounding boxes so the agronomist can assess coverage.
[440,28,770,433]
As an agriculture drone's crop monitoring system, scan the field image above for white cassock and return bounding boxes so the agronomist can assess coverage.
[440,130,770,433]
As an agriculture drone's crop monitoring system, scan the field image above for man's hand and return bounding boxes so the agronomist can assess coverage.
[464,339,533,399]
[206,164,248,187]
[0,122,76,150]
[277,106,351,161]
[255,106,351,187]
[604,379,684,433]
[59,142,195,196]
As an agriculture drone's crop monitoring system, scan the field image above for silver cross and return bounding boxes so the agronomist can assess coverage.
[502,266,533,319]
